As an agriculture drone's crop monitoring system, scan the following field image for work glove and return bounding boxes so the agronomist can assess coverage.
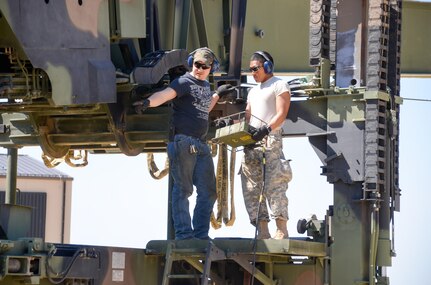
[216,84,235,99]
[251,125,271,141]
[248,125,257,134]
[133,99,150,114]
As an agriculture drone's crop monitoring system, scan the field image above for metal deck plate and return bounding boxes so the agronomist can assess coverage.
[145,238,326,258]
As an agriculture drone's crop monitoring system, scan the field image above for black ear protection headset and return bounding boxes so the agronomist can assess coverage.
[253,51,274,74]
[187,47,220,73]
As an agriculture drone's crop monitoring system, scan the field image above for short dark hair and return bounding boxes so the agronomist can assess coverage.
[250,51,274,65]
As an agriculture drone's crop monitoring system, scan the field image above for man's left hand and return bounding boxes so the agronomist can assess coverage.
[216,84,235,98]
[252,125,271,141]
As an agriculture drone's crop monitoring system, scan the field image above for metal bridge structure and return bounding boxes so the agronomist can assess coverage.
[0,0,430,284]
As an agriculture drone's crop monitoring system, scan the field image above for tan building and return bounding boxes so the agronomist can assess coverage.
[0,154,73,243]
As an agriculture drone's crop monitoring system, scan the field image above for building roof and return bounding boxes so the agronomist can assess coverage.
[0,154,72,179]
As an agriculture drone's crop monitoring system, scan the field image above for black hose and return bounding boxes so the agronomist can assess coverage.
[45,247,87,284]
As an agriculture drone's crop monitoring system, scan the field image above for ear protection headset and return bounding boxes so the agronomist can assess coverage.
[253,51,274,74]
[187,47,220,73]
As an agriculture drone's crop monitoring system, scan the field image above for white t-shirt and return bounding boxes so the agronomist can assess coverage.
[247,76,290,130]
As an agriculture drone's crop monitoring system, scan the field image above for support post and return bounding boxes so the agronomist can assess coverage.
[5,148,18,205]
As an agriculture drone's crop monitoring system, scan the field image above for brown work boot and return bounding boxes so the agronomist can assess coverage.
[257,220,271,239]
[273,219,288,239]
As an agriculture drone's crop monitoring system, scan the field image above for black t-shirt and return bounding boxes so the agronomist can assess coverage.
[169,72,212,139]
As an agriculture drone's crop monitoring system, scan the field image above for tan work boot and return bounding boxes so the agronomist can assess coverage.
[273,219,289,239]
[257,220,271,239]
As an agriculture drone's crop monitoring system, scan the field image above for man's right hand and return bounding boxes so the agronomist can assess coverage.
[251,125,270,141]
[133,99,150,114]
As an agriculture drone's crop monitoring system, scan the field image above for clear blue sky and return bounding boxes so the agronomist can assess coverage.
[12,76,430,285]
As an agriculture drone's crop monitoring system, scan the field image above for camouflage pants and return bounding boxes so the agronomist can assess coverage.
[240,132,292,225]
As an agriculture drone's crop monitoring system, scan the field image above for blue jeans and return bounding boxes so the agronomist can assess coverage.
[167,134,217,240]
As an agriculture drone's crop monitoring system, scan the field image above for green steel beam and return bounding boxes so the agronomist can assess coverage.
[237,0,431,76]
[401,1,431,76]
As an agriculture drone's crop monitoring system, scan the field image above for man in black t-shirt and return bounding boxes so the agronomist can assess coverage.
[133,47,233,240]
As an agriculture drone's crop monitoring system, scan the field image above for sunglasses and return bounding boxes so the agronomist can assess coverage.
[249,65,262,72]
[194,62,211,70]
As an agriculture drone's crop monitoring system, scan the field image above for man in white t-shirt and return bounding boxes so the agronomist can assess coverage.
[241,51,292,239]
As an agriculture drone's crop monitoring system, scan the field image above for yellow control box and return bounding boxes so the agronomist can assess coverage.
[214,121,255,147]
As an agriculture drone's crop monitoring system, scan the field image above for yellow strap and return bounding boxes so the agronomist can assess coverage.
[211,144,236,229]
[65,150,88,167]
[41,153,64,168]
[147,153,169,180]
[42,150,88,168]
[224,147,236,226]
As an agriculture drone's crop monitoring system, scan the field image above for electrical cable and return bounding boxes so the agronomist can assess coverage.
[402,97,431,102]
[45,247,88,284]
